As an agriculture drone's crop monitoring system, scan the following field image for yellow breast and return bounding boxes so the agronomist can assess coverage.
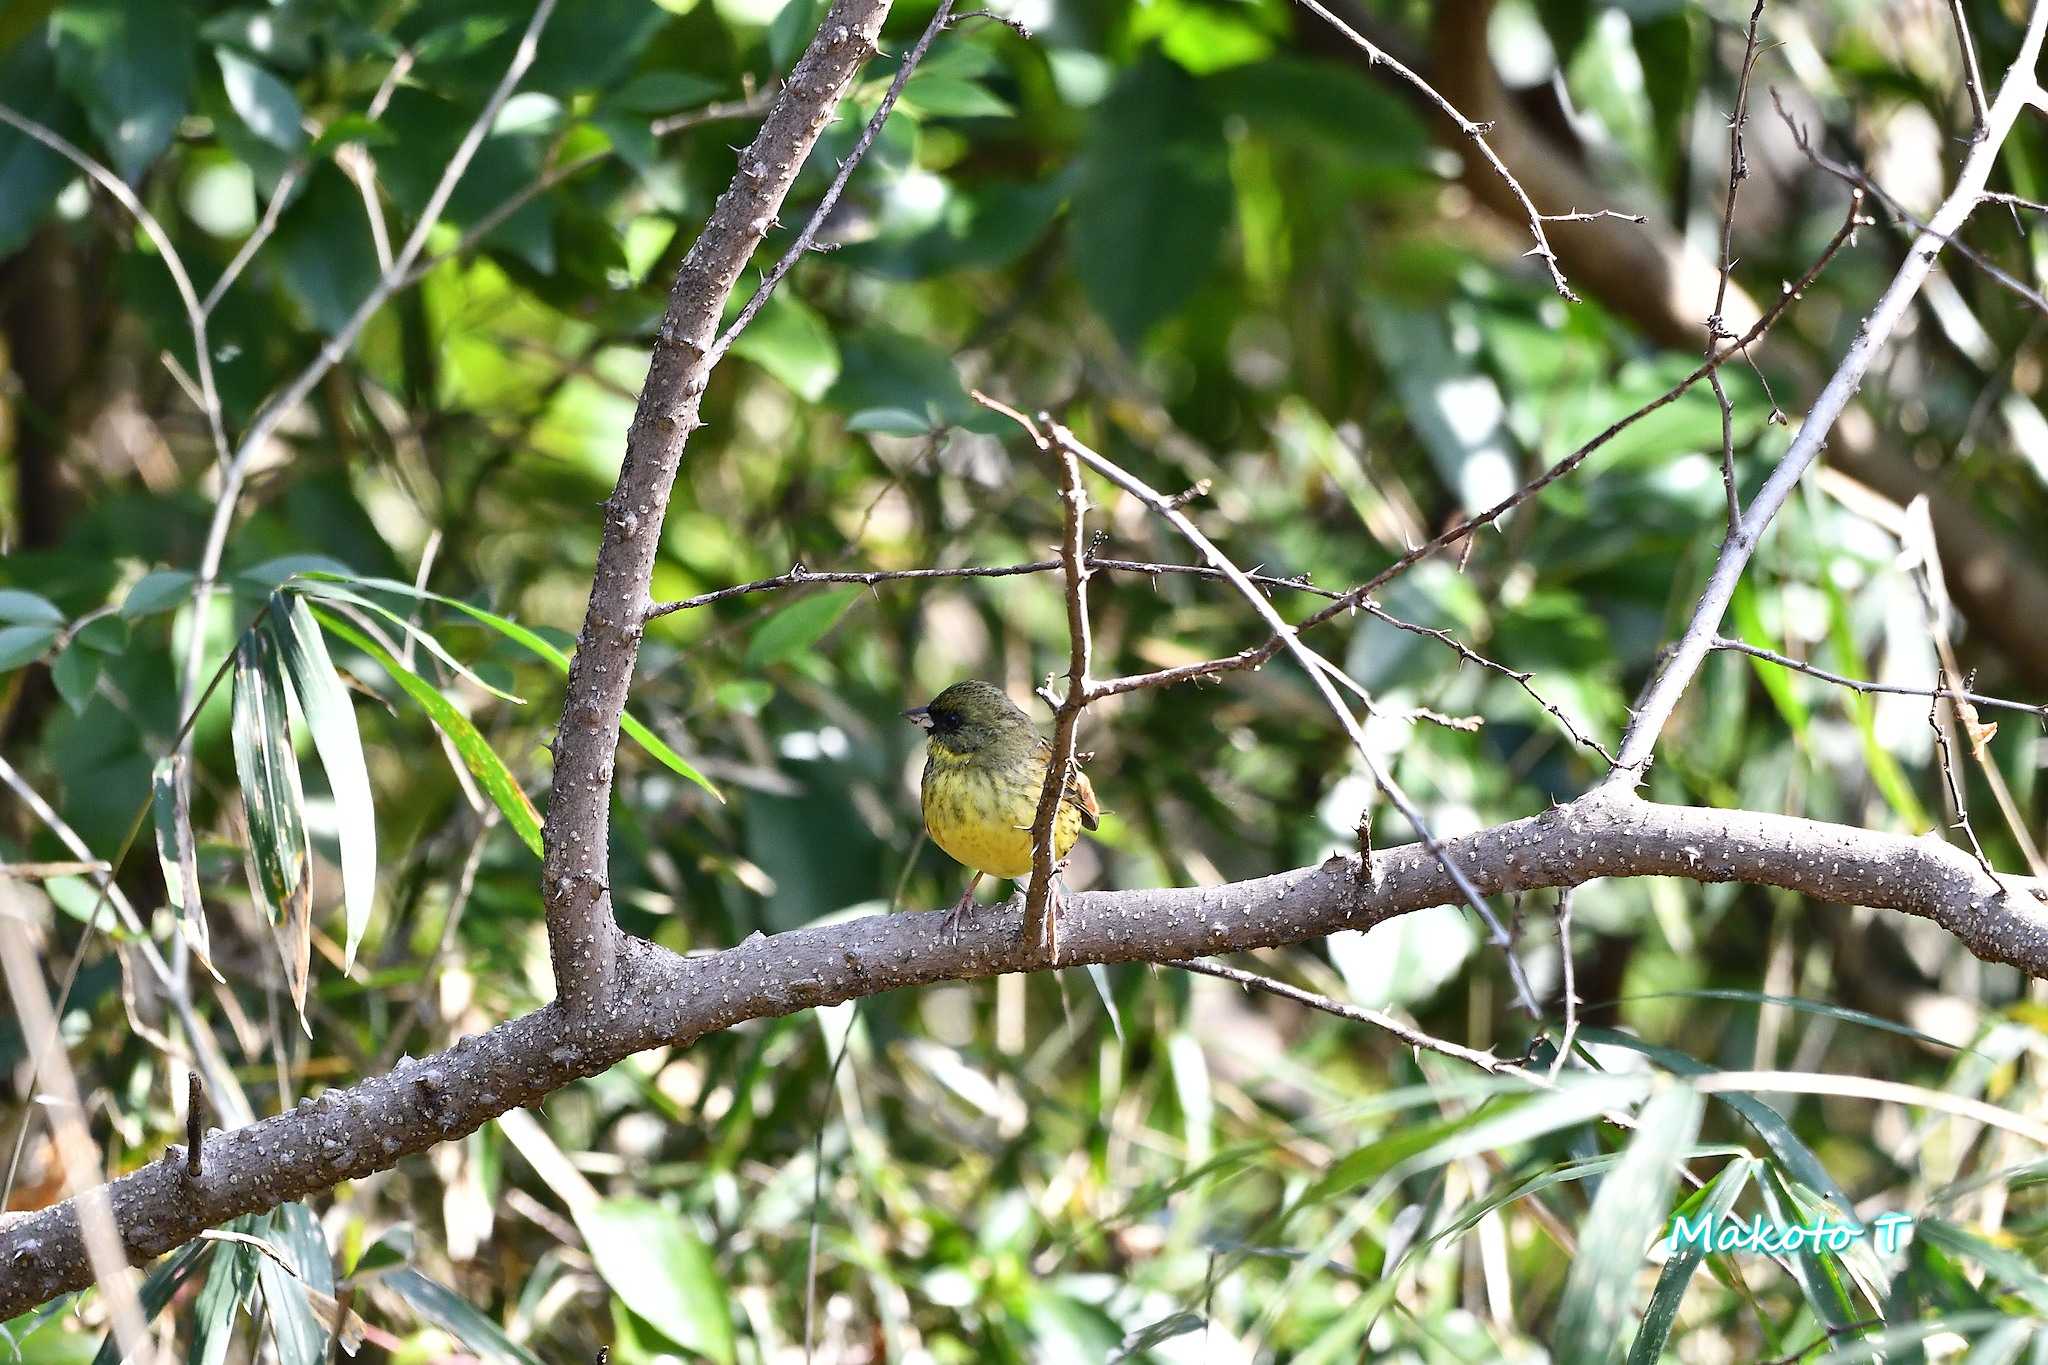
[921,753,1087,880]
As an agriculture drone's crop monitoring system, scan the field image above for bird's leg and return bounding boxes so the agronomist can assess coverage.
[1042,863,1072,964]
[941,871,983,943]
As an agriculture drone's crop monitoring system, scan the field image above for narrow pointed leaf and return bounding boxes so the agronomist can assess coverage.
[286,579,522,703]
[305,573,719,800]
[233,627,313,1012]
[189,1221,261,1365]
[253,1208,326,1365]
[1628,1157,1756,1364]
[383,1269,543,1365]
[272,595,377,968]
[308,606,542,857]
[151,753,214,978]
[90,1241,211,1365]
[1554,1084,1705,1362]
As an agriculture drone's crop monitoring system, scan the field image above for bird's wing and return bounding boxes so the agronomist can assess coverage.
[1068,769,1101,830]
[1035,738,1102,830]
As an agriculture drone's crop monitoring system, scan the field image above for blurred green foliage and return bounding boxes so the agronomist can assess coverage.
[3,0,2048,1360]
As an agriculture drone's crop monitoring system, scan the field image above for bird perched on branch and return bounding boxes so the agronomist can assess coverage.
[903,680,1099,941]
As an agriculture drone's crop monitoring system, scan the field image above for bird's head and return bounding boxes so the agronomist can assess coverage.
[903,680,1033,758]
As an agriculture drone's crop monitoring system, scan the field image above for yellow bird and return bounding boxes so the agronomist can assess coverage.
[903,680,1100,939]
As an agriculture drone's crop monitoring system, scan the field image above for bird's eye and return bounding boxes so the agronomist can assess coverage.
[930,709,961,734]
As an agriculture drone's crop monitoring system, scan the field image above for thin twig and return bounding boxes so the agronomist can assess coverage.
[1777,91,2048,317]
[1712,637,2048,723]
[1355,601,1614,762]
[185,1073,204,1178]
[1929,669,1999,881]
[1021,416,1093,962]
[1288,0,1592,300]
[397,92,774,292]
[1549,889,1578,1083]
[1172,958,1506,1072]
[707,0,958,366]
[0,104,231,469]
[1708,1,1769,529]
[1948,0,1990,144]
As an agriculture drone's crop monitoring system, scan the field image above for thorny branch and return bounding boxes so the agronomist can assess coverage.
[1288,0,1598,300]
[1707,1,1771,529]
[6,791,2044,1317]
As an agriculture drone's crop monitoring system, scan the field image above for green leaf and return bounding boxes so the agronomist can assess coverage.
[121,569,196,618]
[1825,579,1929,829]
[252,1207,326,1365]
[1579,1028,1855,1211]
[576,1198,735,1365]
[271,165,385,337]
[901,74,1013,118]
[743,587,861,670]
[1071,56,1230,348]
[1916,1220,2048,1313]
[1555,1085,1705,1362]
[1627,1157,1755,1364]
[189,1227,260,1365]
[48,641,98,712]
[603,71,723,114]
[0,624,57,672]
[215,47,303,152]
[0,37,79,257]
[844,407,936,436]
[73,615,127,654]
[287,578,523,702]
[729,292,839,401]
[0,588,64,625]
[51,0,195,182]
[1112,1312,1205,1360]
[302,574,718,800]
[271,595,377,969]
[383,1270,542,1365]
[1760,1166,1870,1343]
[90,1241,210,1365]
[151,753,212,975]
[309,606,544,857]
[233,625,313,1009]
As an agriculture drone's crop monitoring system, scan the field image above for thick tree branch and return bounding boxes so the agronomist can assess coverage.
[541,0,894,1009]
[3,791,2042,1317]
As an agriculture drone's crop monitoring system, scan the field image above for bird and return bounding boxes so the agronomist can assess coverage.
[903,680,1100,944]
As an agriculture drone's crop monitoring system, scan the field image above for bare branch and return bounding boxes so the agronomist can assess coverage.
[1605,1,2048,784]
[1712,637,2048,723]
[1948,0,1990,144]
[708,0,958,366]
[1708,1,1770,528]
[3,789,2041,1317]
[0,104,231,468]
[1172,957,1507,1072]
[1288,0,1591,300]
[543,0,896,1008]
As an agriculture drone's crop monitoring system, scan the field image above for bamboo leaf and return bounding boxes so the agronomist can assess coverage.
[232,625,313,1013]
[309,606,543,857]
[271,594,377,968]
[306,573,720,801]
[150,753,213,977]
[1628,1157,1756,1364]
[1554,1084,1705,1362]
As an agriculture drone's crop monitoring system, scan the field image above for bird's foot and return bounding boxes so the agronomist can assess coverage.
[940,885,978,944]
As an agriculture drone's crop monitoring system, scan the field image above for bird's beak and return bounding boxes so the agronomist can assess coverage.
[902,706,933,730]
